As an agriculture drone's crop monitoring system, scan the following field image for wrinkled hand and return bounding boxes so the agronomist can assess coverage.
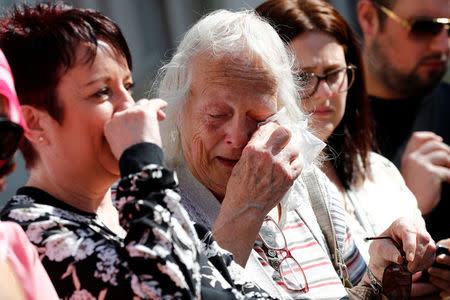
[366,217,435,283]
[223,121,303,218]
[104,98,167,159]
[212,121,303,265]
[401,131,450,215]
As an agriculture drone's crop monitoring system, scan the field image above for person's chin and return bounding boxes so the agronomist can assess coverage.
[100,152,120,178]
[311,120,333,139]
[210,159,232,178]
[103,162,120,178]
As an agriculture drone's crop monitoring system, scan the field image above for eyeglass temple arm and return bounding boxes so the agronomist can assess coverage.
[365,236,406,257]
[375,3,411,30]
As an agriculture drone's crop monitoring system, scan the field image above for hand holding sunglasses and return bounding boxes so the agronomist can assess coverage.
[363,218,436,299]
[365,236,412,300]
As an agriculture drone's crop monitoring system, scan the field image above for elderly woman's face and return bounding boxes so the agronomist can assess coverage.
[44,41,134,178]
[180,54,278,198]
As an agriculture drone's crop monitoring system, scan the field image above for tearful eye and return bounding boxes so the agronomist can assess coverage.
[208,114,227,119]
[125,82,135,93]
[249,116,265,123]
[92,88,110,100]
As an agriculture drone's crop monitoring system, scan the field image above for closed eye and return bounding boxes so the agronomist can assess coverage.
[249,116,266,123]
[209,114,228,118]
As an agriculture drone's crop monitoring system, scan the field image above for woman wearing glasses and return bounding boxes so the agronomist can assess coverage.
[257,0,448,298]
[156,6,433,299]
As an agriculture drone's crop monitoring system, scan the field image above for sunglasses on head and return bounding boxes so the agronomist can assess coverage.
[0,116,23,160]
[374,2,450,39]
[365,236,412,300]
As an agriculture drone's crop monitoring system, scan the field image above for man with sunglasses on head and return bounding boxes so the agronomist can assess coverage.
[357,0,450,297]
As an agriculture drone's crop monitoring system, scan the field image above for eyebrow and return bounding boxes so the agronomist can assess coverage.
[83,73,132,87]
[302,63,345,73]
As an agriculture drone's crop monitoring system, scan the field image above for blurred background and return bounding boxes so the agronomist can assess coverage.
[0,0,447,206]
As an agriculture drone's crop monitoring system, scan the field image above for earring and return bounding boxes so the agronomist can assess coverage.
[39,137,44,142]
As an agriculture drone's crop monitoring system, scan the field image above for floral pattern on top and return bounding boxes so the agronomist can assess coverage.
[1,144,276,300]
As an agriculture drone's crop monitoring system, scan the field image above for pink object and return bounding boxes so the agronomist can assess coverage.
[0,221,58,300]
[0,49,26,130]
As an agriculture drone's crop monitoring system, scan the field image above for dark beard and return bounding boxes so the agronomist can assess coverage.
[367,37,447,98]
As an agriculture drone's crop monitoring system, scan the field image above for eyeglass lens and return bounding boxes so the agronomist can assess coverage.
[382,263,412,300]
[259,217,308,291]
[410,19,450,38]
[280,257,307,290]
[259,218,286,250]
[304,67,354,97]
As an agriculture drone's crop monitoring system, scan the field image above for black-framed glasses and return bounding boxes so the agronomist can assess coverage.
[365,236,412,300]
[258,215,309,292]
[298,65,356,97]
[373,2,450,39]
[0,116,23,160]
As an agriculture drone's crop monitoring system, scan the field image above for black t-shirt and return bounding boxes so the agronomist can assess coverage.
[369,83,450,241]
[370,96,423,161]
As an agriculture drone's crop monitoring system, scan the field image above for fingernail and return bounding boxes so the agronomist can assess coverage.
[408,252,414,262]
[436,254,445,261]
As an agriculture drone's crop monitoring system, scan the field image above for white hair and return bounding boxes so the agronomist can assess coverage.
[156,9,308,167]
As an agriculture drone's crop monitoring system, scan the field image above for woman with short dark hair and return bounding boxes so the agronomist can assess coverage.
[0,3,277,299]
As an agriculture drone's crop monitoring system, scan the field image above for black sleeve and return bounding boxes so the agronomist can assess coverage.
[2,142,201,299]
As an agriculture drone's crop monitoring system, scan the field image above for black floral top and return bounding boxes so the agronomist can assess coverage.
[0,143,275,300]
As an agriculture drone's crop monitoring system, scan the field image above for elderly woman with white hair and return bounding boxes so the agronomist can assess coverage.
[157,9,436,300]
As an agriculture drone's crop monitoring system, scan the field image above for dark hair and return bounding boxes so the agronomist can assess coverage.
[256,0,374,189]
[0,2,132,168]
[369,0,398,29]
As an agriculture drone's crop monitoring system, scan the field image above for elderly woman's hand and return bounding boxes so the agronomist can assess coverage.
[104,98,167,159]
[212,121,303,266]
[364,218,435,293]
[226,121,303,215]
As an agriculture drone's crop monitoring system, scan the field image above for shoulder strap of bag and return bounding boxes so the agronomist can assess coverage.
[302,168,353,288]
